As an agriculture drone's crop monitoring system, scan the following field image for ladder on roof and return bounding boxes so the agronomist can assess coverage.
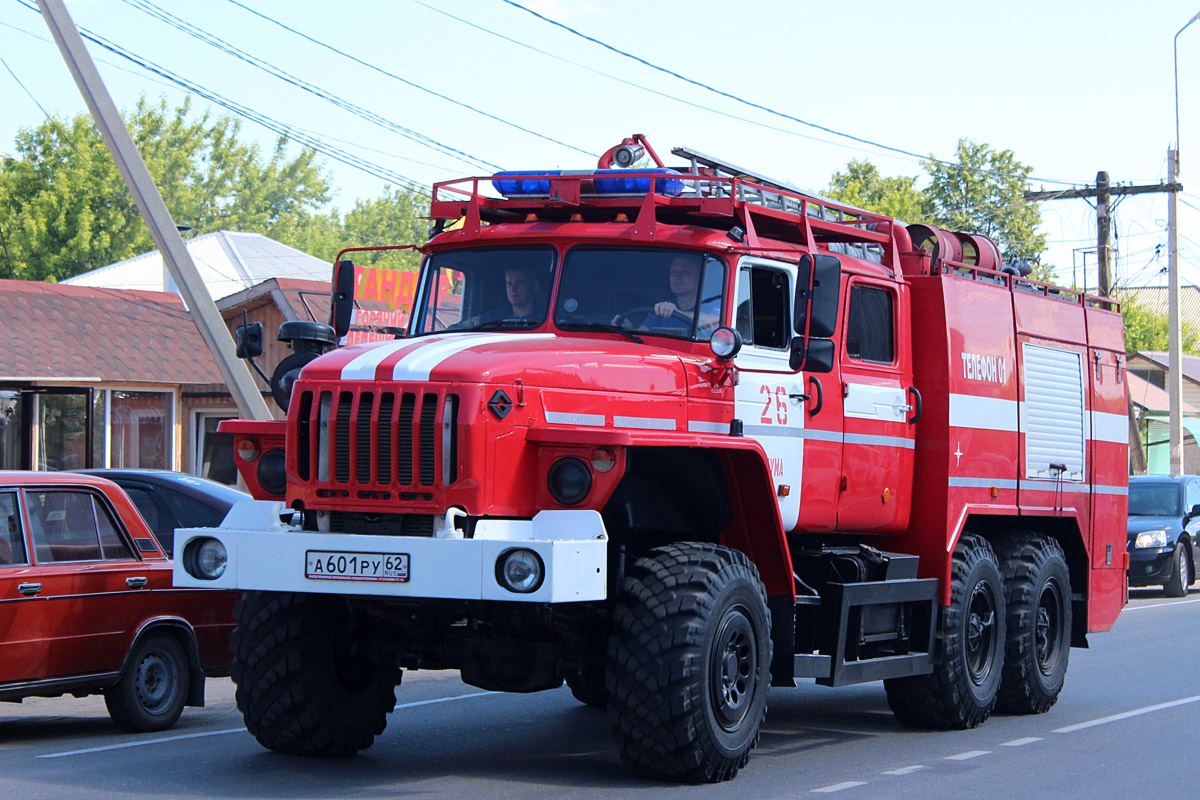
[671,146,886,264]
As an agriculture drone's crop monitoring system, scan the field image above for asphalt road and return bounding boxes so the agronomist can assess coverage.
[2,587,1198,799]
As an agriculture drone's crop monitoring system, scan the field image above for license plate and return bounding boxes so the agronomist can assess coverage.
[305,551,409,582]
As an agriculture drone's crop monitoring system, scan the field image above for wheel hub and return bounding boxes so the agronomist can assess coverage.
[710,606,757,731]
[965,583,997,684]
[135,652,173,712]
[1035,579,1064,676]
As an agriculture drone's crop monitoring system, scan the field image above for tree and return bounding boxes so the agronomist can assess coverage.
[277,185,429,272]
[826,160,931,221]
[1120,294,1200,355]
[0,96,330,281]
[921,138,1046,264]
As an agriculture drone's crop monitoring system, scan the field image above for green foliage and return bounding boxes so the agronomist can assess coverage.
[826,159,931,221]
[0,96,331,281]
[921,138,1046,263]
[1121,294,1200,355]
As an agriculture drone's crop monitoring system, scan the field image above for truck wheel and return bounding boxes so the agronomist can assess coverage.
[232,591,399,756]
[885,533,1005,729]
[1164,543,1190,598]
[607,543,771,783]
[105,633,188,732]
[995,535,1072,714]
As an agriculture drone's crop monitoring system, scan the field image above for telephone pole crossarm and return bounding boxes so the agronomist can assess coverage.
[1023,182,1182,201]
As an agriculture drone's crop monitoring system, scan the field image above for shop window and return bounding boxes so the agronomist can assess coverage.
[110,391,171,469]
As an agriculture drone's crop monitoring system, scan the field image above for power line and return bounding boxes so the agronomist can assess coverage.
[120,0,499,173]
[498,0,1085,188]
[223,0,595,160]
[14,0,428,192]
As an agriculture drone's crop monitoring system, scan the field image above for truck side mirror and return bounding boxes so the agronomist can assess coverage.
[789,337,835,373]
[331,259,356,339]
[235,321,264,359]
[795,254,842,338]
[1188,503,1200,520]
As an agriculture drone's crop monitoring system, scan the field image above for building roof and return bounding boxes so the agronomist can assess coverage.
[1131,350,1200,384]
[60,230,333,301]
[0,280,224,384]
[1116,285,1200,332]
[217,277,331,323]
[1128,371,1200,414]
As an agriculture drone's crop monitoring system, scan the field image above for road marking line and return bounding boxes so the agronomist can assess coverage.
[1124,598,1200,611]
[1001,737,1043,747]
[812,781,868,793]
[39,729,245,759]
[1053,694,1200,733]
[37,691,497,759]
[944,750,990,760]
[882,765,927,775]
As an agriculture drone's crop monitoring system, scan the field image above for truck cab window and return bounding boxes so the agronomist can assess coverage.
[736,267,790,349]
[846,284,894,363]
[412,247,556,335]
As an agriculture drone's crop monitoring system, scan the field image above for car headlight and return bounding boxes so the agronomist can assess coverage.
[185,537,228,580]
[1134,530,1169,549]
[547,457,592,505]
[496,548,544,593]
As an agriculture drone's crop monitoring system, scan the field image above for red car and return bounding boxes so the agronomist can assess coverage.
[0,471,236,732]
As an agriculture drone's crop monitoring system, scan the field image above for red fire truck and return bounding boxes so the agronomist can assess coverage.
[174,136,1128,782]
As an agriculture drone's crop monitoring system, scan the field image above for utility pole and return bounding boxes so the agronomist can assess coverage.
[37,0,272,422]
[1168,147,1183,475]
[1025,173,1182,475]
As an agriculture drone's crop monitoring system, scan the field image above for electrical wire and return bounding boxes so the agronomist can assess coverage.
[223,0,594,160]
[120,0,499,173]
[498,0,1086,188]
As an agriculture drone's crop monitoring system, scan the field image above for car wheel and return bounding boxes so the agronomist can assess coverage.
[606,542,771,783]
[105,633,188,732]
[1164,544,1190,598]
[885,533,1006,729]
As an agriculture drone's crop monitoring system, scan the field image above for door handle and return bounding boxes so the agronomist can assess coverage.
[807,376,823,417]
[907,386,922,424]
[126,576,148,589]
[17,582,42,596]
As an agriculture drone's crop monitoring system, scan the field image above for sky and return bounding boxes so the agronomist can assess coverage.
[1,0,1199,292]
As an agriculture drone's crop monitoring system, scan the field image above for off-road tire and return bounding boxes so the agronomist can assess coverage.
[1164,543,1191,598]
[994,535,1072,714]
[885,533,1005,729]
[607,542,771,783]
[105,633,188,732]
[232,591,399,756]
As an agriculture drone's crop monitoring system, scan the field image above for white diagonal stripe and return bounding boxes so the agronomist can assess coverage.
[392,334,554,381]
[340,339,412,381]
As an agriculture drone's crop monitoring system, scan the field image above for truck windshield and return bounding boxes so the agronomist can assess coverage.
[411,246,556,335]
[555,247,726,341]
[1129,483,1181,516]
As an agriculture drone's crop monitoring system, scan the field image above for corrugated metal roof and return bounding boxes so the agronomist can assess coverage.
[1116,285,1200,332]
[60,230,332,300]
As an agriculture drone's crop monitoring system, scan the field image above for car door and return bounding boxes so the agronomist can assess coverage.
[0,489,47,686]
[1184,478,1200,565]
[24,487,153,680]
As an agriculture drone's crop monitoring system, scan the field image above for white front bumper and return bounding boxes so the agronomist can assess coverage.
[172,501,608,603]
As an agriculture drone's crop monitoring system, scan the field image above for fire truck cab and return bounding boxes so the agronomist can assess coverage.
[175,136,1128,783]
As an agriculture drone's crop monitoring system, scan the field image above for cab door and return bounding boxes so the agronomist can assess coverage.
[836,279,915,533]
[733,257,841,533]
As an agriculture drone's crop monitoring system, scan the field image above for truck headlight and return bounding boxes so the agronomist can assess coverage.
[185,537,228,580]
[547,457,591,505]
[496,548,544,593]
[1134,530,1169,549]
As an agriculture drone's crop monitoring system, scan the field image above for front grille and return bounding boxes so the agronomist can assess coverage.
[296,387,459,489]
[329,511,436,537]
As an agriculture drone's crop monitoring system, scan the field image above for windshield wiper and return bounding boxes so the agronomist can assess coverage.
[561,322,643,343]
[471,320,542,331]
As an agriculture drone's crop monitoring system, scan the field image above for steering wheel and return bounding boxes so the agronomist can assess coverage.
[612,305,692,329]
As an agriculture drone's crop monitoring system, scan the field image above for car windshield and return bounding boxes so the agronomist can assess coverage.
[555,247,726,341]
[411,247,556,334]
[1129,483,1181,516]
